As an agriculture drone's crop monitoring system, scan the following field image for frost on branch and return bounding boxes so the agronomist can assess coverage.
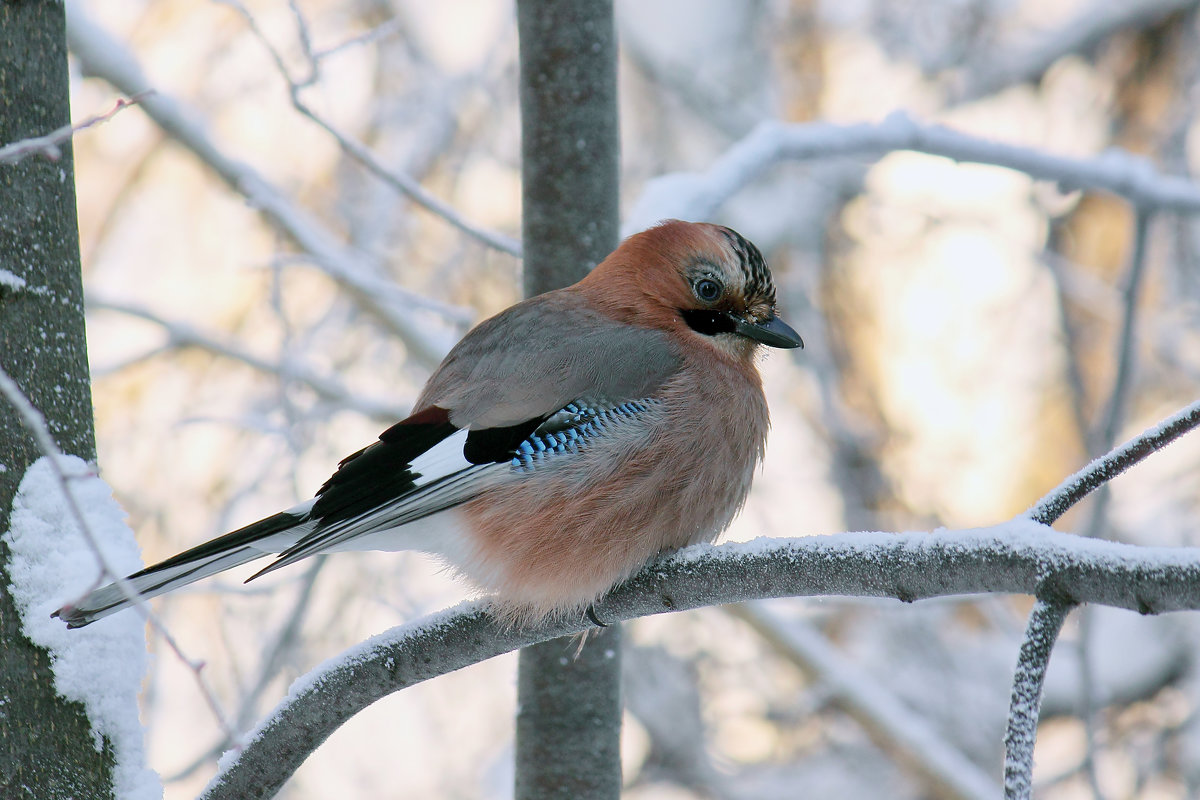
[1004,599,1073,800]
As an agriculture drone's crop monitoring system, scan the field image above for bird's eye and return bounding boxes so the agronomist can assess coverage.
[694,279,722,302]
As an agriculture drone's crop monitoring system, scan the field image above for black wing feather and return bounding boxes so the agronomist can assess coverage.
[309,405,551,526]
[311,406,460,525]
[462,417,547,464]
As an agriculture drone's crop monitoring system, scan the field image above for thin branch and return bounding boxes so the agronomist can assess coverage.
[295,104,523,256]
[89,298,409,421]
[283,0,316,75]
[728,602,1001,800]
[63,5,457,368]
[1004,599,1074,800]
[1072,197,1155,800]
[1041,223,1094,440]
[1093,209,1155,461]
[1026,398,1200,525]
[203,521,1200,799]
[1076,606,1109,800]
[165,557,325,784]
[624,112,1200,235]
[0,362,241,747]
[219,0,523,258]
[953,0,1200,103]
[0,94,146,165]
[312,17,407,61]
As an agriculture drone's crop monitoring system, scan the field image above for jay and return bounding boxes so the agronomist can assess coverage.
[56,220,801,628]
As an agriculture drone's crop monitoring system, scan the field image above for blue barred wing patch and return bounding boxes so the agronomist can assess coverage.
[511,400,656,471]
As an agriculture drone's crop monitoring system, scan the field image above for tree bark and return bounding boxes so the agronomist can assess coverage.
[0,4,109,798]
[518,0,620,295]
[515,1,623,798]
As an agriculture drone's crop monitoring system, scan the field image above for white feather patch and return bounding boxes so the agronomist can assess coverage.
[407,428,472,486]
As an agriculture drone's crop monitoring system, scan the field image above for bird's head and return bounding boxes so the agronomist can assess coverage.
[579,219,803,360]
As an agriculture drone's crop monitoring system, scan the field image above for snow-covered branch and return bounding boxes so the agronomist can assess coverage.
[1003,600,1074,800]
[1027,399,1200,525]
[625,111,1200,234]
[953,0,1200,102]
[203,520,1200,799]
[200,378,1200,800]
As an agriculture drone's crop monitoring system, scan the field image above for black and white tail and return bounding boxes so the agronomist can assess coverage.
[54,506,313,628]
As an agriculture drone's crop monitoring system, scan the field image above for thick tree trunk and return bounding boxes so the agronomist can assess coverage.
[0,4,109,798]
[514,1,623,798]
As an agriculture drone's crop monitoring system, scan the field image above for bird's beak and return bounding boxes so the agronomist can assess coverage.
[730,312,804,349]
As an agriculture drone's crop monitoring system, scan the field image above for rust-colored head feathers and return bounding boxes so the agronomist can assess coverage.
[576,220,802,358]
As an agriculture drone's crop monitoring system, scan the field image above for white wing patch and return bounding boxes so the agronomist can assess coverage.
[407,428,472,486]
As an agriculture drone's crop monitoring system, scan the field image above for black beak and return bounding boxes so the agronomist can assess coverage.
[730,312,804,349]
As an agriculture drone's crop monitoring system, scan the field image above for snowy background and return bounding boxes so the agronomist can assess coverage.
[31,0,1200,797]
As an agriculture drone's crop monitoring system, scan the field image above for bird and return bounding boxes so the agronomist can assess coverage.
[54,220,802,629]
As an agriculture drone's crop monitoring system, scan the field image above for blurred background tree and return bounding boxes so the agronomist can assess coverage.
[45,0,1200,797]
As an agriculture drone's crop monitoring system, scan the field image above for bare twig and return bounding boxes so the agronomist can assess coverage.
[63,5,458,368]
[0,362,241,747]
[89,298,409,421]
[1004,599,1074,800]
[1093,209,1155,464]
[312,16,407,61]
[1041,223,1094,440]
[218,0,523,258]
[0,94,147,165]
[1076,606,1109,800]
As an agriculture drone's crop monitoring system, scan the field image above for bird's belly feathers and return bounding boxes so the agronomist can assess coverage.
[455,371,769,622]
[320,510,478,566]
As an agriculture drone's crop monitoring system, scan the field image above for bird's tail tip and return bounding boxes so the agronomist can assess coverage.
[51,602,103,629]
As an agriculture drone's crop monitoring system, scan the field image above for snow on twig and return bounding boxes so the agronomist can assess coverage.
[1026,399,1200,525]
[0,94,147,165]
[1003,599,1074,800]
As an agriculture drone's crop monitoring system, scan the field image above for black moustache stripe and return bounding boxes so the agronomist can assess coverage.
[681,308,737,337]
